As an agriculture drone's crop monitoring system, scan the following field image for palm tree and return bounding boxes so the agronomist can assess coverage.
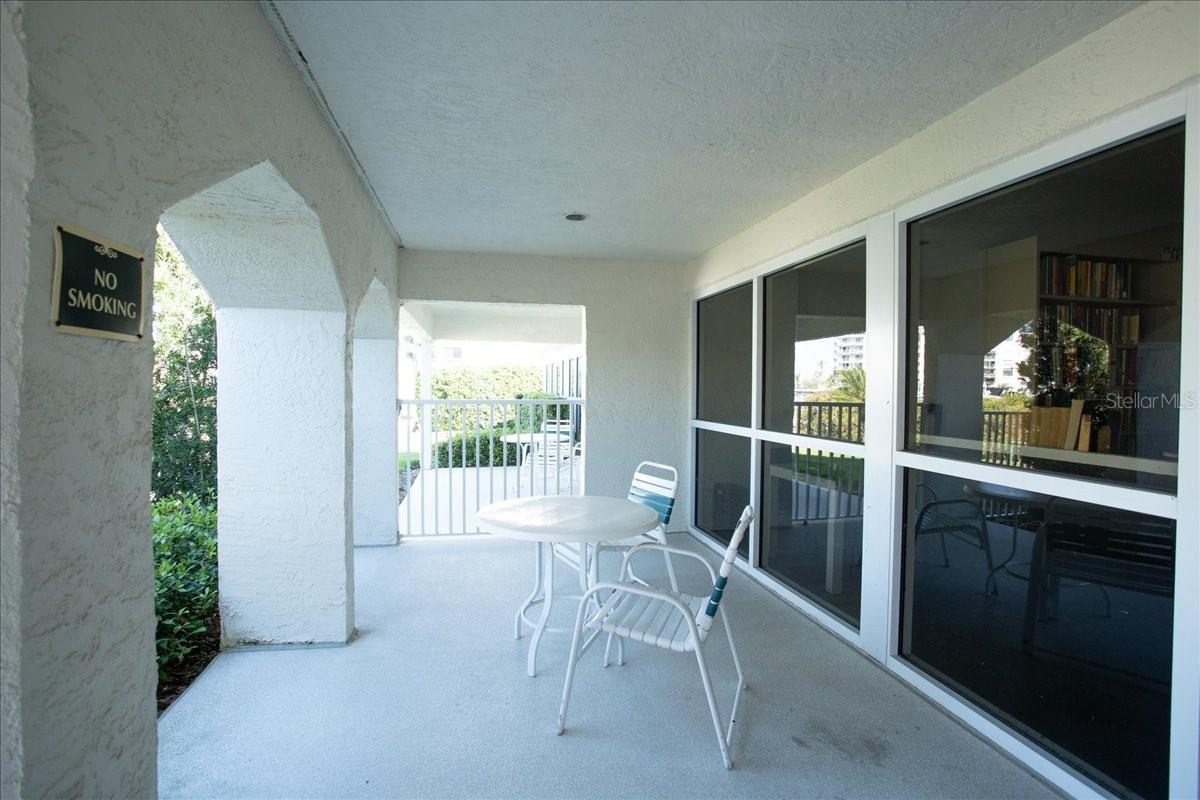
[830,366,866,403]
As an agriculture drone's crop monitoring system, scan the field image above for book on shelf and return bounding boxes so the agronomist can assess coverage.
[1064,399,1085,452]
[1040,253,1132,299]
[1076,414,1092,452]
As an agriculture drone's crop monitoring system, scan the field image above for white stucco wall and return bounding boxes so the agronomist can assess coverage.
[217,308,353,643]
[416,302,584,345]
[3,1,400,795]
[687,0,1200,291]
[353,279,399,546]
[1,2,33,796]
[353,338,399,546]
[398,251,691,527]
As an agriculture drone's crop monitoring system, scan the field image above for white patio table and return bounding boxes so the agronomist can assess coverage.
[498,431,572,464]
[476,495,659,676]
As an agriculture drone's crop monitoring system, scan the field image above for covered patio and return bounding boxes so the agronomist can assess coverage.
[158,536,1053,800]
[4,2,1198,800]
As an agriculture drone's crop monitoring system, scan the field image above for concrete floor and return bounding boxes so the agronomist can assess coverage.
[158,535,1059,799]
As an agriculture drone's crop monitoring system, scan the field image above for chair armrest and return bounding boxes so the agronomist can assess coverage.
[619,542,717,584]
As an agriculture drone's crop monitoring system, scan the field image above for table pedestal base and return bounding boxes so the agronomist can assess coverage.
[514,540,598,677]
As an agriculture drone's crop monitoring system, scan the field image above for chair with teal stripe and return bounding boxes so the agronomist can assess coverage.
[557,505,754,769]
[598,461,681,591]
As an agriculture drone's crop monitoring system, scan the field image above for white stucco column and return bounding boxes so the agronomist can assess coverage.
[352,336,398,545]
[216,308,353,644]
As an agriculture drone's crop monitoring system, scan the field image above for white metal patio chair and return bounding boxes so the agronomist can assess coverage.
[551,461,679,600]
[602,461,680,590]
[524,419,576,482]
[557,505,754,769]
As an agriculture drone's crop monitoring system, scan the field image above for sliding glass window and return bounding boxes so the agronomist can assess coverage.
[763,242,866,441]
[696,283,752,426]
[761,444,864,625]
[694,429,750,558]
[901,123,1184,800]
[906,125,1185,492]
[759,241,867,626]
[900,471,1174,799]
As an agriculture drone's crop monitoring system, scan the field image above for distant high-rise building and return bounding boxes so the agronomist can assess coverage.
[833,333,865,372]
[983,328,1031,394]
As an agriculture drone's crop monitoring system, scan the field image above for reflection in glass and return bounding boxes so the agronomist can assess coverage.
[694,429,750,557]
[761,444,863,626]
[763,242,866,441]
[901,470,1173,799]
[696,283,752,426]
[906,125,1184,491]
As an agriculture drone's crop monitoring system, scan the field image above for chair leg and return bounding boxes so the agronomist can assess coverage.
[721,607,746,691]
[557,597,591,735]
[694,644,733,769]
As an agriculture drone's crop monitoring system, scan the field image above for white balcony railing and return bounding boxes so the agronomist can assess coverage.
[397,398,584,535]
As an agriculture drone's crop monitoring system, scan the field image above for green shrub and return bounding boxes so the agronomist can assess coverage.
[432,427,523,468]
[152,494,217,680]
[397,451,421,470]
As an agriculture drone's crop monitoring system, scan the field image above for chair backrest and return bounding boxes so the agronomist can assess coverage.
[627,461,678,526]
[542,419,572,435]
[695,505,754,640]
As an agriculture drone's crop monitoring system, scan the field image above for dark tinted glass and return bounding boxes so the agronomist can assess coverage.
[696,283,752,426]
[763,242,866,441]
[761,444,863,626]
[906,125,1184,492]
[694,429,750,557]
[900,469,1174,799]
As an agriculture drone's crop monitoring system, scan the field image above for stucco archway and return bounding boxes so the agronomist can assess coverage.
[162,161,355,645]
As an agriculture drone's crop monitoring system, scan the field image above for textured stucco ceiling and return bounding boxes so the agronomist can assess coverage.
[271,0,1137,261]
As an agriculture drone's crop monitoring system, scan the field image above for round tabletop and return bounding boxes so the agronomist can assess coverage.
[476,495,658,543]
[970,481,1053,506]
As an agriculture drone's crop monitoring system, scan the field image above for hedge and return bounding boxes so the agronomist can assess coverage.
[431,428,522,468]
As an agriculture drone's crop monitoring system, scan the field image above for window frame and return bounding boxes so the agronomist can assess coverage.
[690,222,871,649]
[687,85,1198,800]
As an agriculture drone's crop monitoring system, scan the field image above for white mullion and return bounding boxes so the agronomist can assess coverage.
[687,294,698,533]
[894,450,1177,520]
[1168,85,1200,800]
[860,212,897,662]
[753,427,866,458]
[690,418,753,437]
[887,210,911,659]
[749,275,763,567]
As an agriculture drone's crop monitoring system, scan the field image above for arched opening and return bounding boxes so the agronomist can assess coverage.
[160,161,354,646]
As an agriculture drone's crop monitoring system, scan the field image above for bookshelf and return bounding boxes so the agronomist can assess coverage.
[1031,252,1170,456]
